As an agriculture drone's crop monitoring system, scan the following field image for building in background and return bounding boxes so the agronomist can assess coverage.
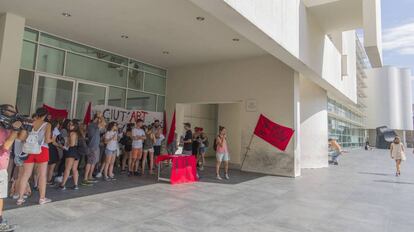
[0,0,411,177]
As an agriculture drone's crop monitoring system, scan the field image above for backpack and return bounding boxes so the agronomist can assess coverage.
[22,123,47,155]
[204,137,209,147]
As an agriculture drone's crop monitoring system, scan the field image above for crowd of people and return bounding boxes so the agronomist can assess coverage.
[0,104,231,231]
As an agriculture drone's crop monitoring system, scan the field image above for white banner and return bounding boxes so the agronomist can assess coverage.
[92,105,164,128]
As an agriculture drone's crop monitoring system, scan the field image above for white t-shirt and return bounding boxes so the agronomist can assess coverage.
[155,134,165,146]
[132,128,145,148]
[105,131,118,151]
[52,127,60,138]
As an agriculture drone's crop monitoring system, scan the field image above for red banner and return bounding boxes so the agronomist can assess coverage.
[253,114,294,151]
[43,104,68,120]
[83,102,92,125]
[167,110,176,145]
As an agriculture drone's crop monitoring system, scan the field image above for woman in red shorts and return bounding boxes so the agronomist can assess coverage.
[17,108,52,205]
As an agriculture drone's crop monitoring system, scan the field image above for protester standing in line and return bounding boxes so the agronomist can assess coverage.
[47,119,62,185]
[0,104,22,231]
[130,120,145,176]
[215,126,230,180]
[390,136,406,176]
[11,130,31,200]
[55,119,71,183]
[197,129,208,171]
[154,127,164,158]
[142,125,156,175]
[17,107,52,205]
[82,114,105,185]
[192,127,201,157]
[120,124,133,173]
[59,120,81,190]
[182,123,193,155]
[103,122,118,181]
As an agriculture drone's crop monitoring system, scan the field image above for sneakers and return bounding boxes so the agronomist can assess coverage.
[12,194,28,200]
[16,199,25,206]
[128,172,133,177]
[58,185,66,191]
[71,185,79,190]
[216,175,222,180]
[81,180,93,186]
[39,198,52,205]
[95,172,103,178]
[87,178,98,183]
[225,173,230,180]
[0,221,17,232]
[109,176,116,181]
[104,176,111,181]
[54,176,63,183]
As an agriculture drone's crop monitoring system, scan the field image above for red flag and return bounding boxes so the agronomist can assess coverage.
[83,102,92,125]
[163,111,167,136]
[167,110,176,145]
[43,104,68,120]
[253,114,294,151]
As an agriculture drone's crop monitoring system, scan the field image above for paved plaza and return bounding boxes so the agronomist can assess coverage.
[4,149,414,232]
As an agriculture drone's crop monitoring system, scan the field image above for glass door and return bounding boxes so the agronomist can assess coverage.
[33,74,75,115]
[74,82,107,120]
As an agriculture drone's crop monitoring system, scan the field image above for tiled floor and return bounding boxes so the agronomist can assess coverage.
[4,149,414,231]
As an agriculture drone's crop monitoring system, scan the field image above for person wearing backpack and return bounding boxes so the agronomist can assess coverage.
[196,129,208,171]
[17,107,52,205]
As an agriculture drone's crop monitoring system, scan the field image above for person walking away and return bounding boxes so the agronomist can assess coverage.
[59,120,81,190]
[181,123,193,155]
[142,126,156,175]
[17,107,52,205]
[82,114,105,185]
[130,120,145,176]
[390,136,406,176]
[328,138,343,165]
[215,126,230,180]
[103,122,118,181]
[0,104,22,231]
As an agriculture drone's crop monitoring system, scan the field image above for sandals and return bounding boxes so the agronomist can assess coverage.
[16,198,25,206]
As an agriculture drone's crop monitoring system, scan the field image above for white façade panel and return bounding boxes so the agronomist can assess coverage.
[399,68,413,130]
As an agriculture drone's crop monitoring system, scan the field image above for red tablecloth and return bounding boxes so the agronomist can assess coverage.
[156,154,198,185]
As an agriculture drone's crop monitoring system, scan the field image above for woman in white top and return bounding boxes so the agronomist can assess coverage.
[104,122,119,181]
[390,136,406,176]
[17,107,52,205]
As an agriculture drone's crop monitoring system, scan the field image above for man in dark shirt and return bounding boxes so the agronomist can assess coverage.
[182,123,193,155]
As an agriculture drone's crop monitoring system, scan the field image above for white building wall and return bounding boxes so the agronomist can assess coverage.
[365,66,413,130]
[300,76,328,169]
[166,55,299,177]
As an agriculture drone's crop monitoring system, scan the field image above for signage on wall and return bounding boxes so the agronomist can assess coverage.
[92,105,164,127]
[245,99,258,112]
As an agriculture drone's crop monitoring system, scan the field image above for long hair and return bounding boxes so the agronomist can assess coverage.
[107,121,117,131]
[393,136,401,144]
[69,120,81,137]
[33,107,48,120]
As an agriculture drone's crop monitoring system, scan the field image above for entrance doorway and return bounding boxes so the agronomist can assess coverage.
[175,102,242,167]
[31,73,108,118]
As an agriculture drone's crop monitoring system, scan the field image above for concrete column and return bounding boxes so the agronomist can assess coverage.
[0,13,25,105]
[293,72,301,176]
[402,130,407,147]
[300,76,329,169]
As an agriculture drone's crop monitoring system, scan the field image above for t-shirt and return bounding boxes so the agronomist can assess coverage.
[52,127,60,138]
[155,134,165,146]
[132,128,145,148]
[87,123,100,149]
[0,127,11,170]
[183,130,193,151]
[105,131,118,151]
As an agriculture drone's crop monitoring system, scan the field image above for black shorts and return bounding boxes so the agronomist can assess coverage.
[64,147,80,160]
[124,145,132,152]
[48,144,60,164]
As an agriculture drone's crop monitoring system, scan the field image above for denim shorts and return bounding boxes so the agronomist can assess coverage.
[199,147,207,154]
[105,149,117,156]
[0,169,8,199]
[216,152,229,162]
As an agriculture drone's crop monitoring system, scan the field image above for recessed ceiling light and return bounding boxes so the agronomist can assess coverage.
[162,51,170,55]
[121,34,129,39]
[196,16,205,21]
[62,12,71,17]
[232,38,240,42]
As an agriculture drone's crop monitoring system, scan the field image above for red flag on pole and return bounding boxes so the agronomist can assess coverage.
[163,111,167,136]
[83,102,92,125]
[167,110,176,145]
[43,104,68,120]
[253,114,294,151]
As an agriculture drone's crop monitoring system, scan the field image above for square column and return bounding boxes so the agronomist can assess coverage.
[0,13,25,105]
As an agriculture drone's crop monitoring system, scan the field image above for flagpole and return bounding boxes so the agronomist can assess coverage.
[240,134,254,171]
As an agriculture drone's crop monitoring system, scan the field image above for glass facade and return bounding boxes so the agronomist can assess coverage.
[328,98,365,148]
[17,27,167,117]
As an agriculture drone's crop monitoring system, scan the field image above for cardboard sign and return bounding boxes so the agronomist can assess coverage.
[92,105,163,127]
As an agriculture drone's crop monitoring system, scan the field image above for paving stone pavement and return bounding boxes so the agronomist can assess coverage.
[4,149,414,232]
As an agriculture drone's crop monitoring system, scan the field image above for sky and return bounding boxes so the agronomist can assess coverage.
[381,0,414,71]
